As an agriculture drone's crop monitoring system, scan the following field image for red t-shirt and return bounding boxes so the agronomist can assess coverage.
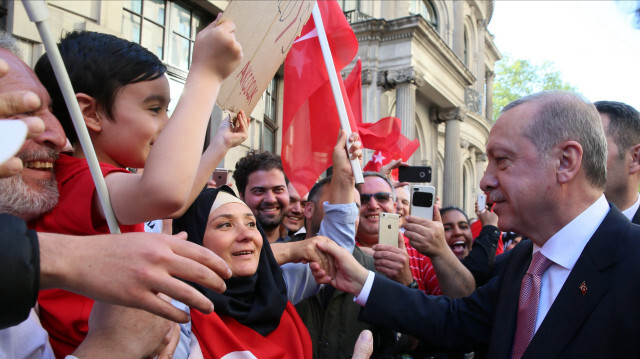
[32,154,144,358]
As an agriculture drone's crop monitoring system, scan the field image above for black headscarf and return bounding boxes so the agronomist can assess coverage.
[173,186,288,336]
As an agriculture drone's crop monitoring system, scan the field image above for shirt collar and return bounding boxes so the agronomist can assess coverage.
[621,193,640,221]
[534,194,609,270]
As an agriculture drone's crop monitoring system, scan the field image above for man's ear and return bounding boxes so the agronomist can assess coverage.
[304,201,314,220]
[556,140,583,184]
[76,93,102,133]
[628,144,640,175]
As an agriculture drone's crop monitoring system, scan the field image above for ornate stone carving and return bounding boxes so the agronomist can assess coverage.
[362,68,374,85]
[464,87,482,115]
[377,66,425,89]
[437,107,467,123]
[476,152,487,162]
[460,139,470,149]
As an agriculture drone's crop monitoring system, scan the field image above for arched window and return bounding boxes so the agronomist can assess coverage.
[463,26,469,66]
[409,0,438,30]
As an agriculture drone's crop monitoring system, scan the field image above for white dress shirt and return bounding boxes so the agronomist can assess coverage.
[534,194,608,332]
[621,193,640,221]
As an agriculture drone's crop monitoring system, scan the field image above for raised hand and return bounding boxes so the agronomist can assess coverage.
[191,13,243,82]
[404,204,449,258]
[212,110,250,149]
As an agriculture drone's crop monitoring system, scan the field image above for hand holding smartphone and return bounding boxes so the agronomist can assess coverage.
[477,194,487,213]
[398,166,432,183]
[212,168,229,187]
[378,212,400,247]
[411,185,435,220]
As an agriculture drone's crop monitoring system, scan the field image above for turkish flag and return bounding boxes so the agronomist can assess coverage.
[360,117,420,180]
[344,58,362,125]
[281,0,359,197]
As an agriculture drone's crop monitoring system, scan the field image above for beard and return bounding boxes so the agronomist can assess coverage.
[256,209,285,231]
[0,146,59,220]
[0,174,58,220]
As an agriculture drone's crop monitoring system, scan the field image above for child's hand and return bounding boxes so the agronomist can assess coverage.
[191,13,243,82]
[213,110,249,149]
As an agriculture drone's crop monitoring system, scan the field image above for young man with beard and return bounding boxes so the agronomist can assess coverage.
[0,36,233,358]
[594,100,640,224]
[233,151,289,242]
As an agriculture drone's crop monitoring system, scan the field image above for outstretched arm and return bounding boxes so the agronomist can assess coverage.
[103,15,244,225]
[38,231,231,323]
[170,110,249,218]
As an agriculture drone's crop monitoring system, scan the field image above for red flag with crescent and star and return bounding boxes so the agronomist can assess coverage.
[360,117,420,180]
[281,0,359,197]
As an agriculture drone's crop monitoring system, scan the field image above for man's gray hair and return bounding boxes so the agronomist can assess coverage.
[358,171,397,201]
[502,91,607,189]
[0,30,22,58]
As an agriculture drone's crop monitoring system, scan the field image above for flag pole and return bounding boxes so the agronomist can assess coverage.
[311,3,364,184]
[22,0,121,234]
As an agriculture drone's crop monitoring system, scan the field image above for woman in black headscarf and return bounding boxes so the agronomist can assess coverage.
[173,186,323,358]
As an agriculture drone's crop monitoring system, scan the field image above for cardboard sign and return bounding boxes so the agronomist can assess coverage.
[217,0,315,114]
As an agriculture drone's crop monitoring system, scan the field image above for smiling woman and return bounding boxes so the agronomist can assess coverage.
[172,186,314,358]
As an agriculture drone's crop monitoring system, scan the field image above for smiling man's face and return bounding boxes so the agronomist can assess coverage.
[242,169,289,232]
[0,49,66,220]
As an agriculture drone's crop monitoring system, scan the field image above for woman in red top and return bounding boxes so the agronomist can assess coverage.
[173,186,314,358]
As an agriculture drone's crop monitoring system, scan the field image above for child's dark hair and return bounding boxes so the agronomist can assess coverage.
[34,31,167,143]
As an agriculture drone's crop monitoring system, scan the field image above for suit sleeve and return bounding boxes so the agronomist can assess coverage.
[0,214,40,329]
[462,225,500,287]
[358,272,500,351]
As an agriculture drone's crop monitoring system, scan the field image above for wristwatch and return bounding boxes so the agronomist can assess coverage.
[407,280,419,289]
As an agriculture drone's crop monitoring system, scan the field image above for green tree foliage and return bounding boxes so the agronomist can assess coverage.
[492,55,576,121]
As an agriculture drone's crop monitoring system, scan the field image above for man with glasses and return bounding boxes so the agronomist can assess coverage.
[355,172,474,297]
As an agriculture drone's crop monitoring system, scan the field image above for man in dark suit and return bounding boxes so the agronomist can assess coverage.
[595,100,640,224]
[311,91,640,358]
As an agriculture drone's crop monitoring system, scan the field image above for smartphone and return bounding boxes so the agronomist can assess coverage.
[398,166,432,183]
[477,193,487,213]
[411,185,435,220]
[212,168,229,187]
[378,212,400,247]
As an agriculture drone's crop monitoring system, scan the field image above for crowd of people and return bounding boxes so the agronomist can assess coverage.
[1,11,640,359]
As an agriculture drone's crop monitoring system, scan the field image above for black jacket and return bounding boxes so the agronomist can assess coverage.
[0,213,40,329]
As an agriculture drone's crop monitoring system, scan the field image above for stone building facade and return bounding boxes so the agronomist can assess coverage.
[2,0,500,214]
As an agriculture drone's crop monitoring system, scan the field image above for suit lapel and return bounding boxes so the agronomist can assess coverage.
[523,207,626,358]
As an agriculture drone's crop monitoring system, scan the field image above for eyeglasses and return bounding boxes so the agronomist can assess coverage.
[360,192,392,205]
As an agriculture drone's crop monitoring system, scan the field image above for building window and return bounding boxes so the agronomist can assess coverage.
[463,26,469,66]
[168,3,205,70]
[122,1,211,71]
[409,0,438,30]
[262,77,279,153]
[339,0,360,12]
[0,0,9,30]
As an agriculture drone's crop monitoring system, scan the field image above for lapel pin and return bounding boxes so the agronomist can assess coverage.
[579,281,588,295]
